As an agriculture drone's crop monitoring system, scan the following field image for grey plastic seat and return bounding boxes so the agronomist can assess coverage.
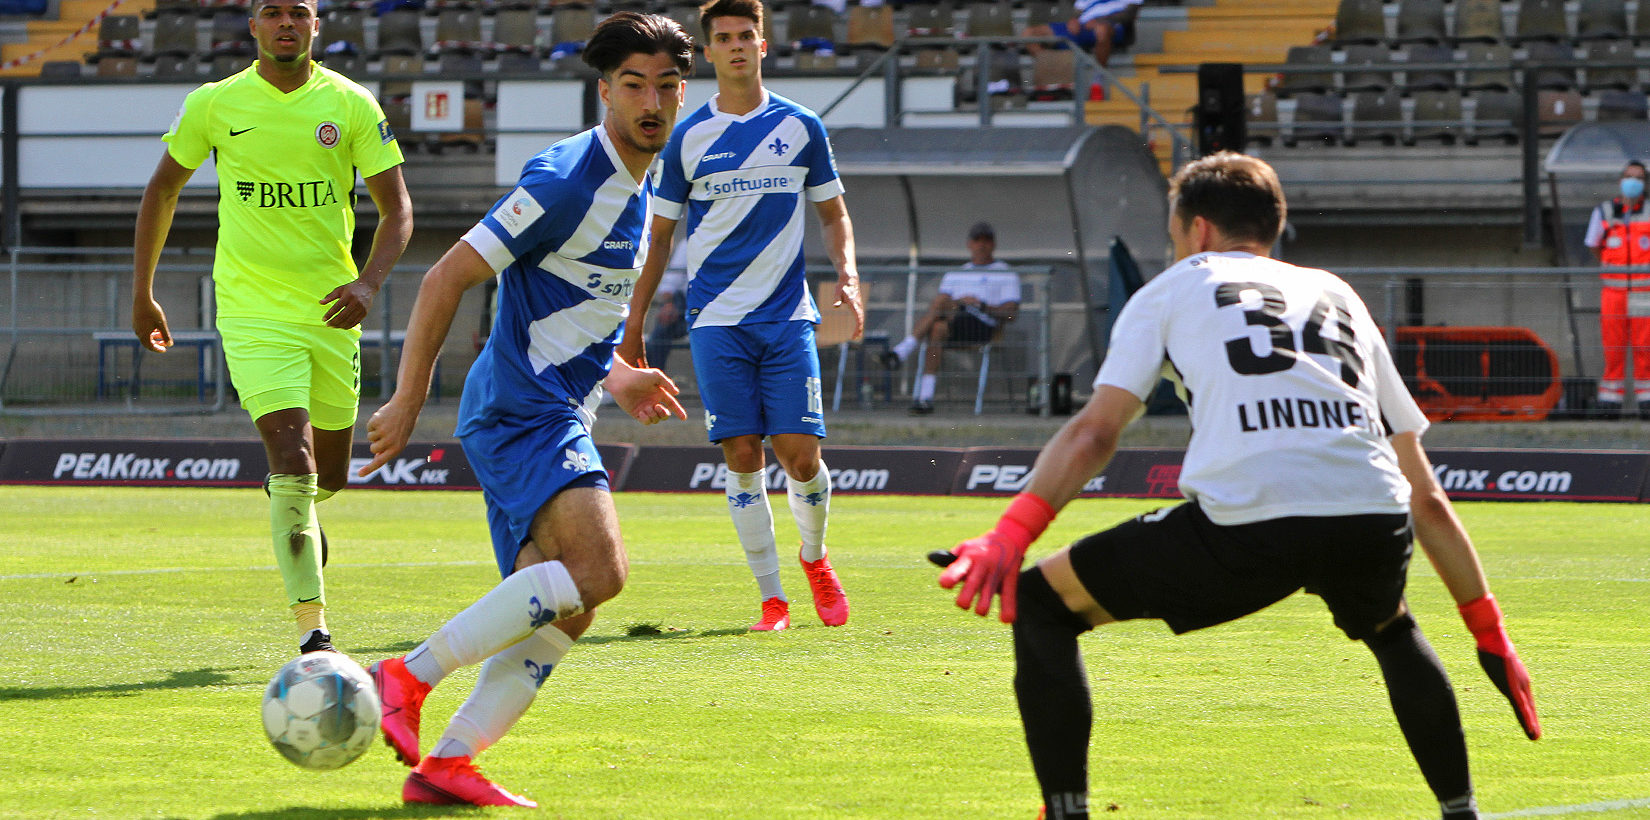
[1453,0,1506,43]
[1401,43,1456,91]
[1584,40,1638,91]
[1411,89,1465,143]
[1280,44,1335,95]
[1576,0,1629,40]
[1395,0,1447,44]
[1348,89,1403,144]
[1513,0,1569,43]
[1334,0,1388,45]
[1341,44,1394,91]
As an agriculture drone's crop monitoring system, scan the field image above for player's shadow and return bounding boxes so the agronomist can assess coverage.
[579,626,748,645]
[345,639,422,657]
[204,807,489,819]
[0,667,237,701]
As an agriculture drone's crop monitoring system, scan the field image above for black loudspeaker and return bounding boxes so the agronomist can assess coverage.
[1196,62,1246,156]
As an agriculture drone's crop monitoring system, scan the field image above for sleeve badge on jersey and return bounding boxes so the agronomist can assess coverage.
[491,185,546,239]
[378,118,395,144]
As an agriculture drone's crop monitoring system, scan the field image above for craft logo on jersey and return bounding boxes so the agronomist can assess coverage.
[314,121,340,149]
[235,179,341,208]
[767,136,789,157]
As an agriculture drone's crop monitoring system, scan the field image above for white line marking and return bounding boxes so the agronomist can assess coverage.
[0,560,489,581]
[1485,797,1650,817]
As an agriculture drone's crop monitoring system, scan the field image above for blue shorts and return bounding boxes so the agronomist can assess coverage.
[459,402,610,578]
[1049,20,1099,50]
[690,320,827,443]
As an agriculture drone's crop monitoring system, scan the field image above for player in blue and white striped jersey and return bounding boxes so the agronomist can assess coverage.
[355,13,694,807]
[620,0,863,633]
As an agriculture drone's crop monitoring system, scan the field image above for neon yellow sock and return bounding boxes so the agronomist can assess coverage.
[268,474,324,619]
[314,486,337,504]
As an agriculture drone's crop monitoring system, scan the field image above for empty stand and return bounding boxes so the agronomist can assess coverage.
[1453,0,1506,43]
[208,8,253,58]
[38,60,82,78]
[1576,0,1629,40]
[1410,89,1464,143]
[1394,0,1447,44]
[1401,42,1455,91]
[492,8,540,55]
[905,1,954,38]
[548,4,594,60]
[1512,0,1569,43]
[1280,44,1335,95]
[1596,88,1649,119]
[1469,89,1521,142]
[153,53,198,78]
[1348,88,1402,144]
[148,12,199,62]
[321,9,368,59]
[1537,88,1584,135]
[1341,43,1393,91]
[964,0,1013,39]
[1287,92,1344,145]
[375,8,425,58]
[1525,40,1576,90]
[1462,42,1513,89]
[845,4,894,67]
[1245,92,1279,146]
[432,8,483,56]
[1583,39,1638,91]
[88,14,141,63]
[1333,0,1387,45]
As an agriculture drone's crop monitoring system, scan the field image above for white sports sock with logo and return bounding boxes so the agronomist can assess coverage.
[429,624,574,760]
[788,463,831,562]
[727,468,784,601]
[892,335,918,361]
[402,560,583,687]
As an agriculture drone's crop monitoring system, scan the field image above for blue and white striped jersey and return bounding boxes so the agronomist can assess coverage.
[654,91,844,328]
[455,125,650,436]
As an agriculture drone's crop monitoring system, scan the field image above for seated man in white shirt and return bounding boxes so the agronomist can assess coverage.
[885,222,1020,414]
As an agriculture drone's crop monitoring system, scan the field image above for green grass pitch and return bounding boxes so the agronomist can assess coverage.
[0,486,1646,819]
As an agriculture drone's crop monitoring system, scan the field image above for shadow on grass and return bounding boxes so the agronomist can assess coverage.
[205,806,485,819]
[0,667,240,701]
[343,639,422,658]
[580,626,749,645]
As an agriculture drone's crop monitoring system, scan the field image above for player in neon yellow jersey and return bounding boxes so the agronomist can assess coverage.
[131,0,412,655]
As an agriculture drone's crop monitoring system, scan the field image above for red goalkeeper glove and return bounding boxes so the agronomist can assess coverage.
[1459,594,1541,740]
[937,493,1056,623]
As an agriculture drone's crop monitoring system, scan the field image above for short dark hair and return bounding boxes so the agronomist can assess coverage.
[582,11,695,78]
[1624,160,1647,175]
[967,222,995,241]
[1167,152,1286,246]
[700,0,765,41]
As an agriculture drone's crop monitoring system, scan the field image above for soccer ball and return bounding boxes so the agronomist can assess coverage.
[260,652,381,770]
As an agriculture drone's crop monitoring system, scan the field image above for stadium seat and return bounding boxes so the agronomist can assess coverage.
[1286,92,1344,145]
[1634,0,1650,42]
[376,8,425,57]
[1468,88,1521,142]
[1536,88,1583,135]
[845,4,894,67]
[661,3,702,49]
[324,52,369,77]
[905,1,954,38]
[1576,0,1629,40]
[1400,43,1456,91]
[432,9,483,55]
[1245,92,1280,146]
[209,53,249,79]
[88,14,141,62]
[1525,40,1576,90]
[963,0,1013,39]
[1028,48,1074,101]
[1347,89,1403,145]
[1452,0,1506,43]
[1023,0,1073,30]
[1341,44,1394,91]
[1410,89,1464,143]
[1462,42,1514,89]
[320,9,367,58]
[1333,0,1387,46]
[153,53,199,78]
[151,0,198,16]
[1394,0,1447,45]
[96,56,139,77]
[38,60,82,78]
[1279,44,1335,96]
[208,8,253,57]
[491,8,540,55]
[787,4,839,69]
[1513,0,1569,43]
[1595,88,1649,120]
[548,4,594,60]
[380,52,422,76]
[1583,40,1638,91]
[497,50,540,73]
[148,12,199,61]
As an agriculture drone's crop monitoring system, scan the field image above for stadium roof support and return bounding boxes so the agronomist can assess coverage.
[820,125,1169,374]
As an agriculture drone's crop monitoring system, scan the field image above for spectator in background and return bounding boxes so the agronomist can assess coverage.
[644,240,690,369]
[1583,160,1650,417]
[884,222,1020,415]
[1023,0,1142,70]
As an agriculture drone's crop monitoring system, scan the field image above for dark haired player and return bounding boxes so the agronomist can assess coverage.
[357,12,694,807]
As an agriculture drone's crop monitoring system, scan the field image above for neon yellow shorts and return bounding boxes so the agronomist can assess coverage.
[219,317,360,430]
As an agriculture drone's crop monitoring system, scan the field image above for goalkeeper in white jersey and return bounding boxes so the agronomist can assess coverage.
[934,152,1540,820]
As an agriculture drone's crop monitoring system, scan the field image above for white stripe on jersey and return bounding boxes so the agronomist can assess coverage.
[562,173,652,262]
[527,295,626,373]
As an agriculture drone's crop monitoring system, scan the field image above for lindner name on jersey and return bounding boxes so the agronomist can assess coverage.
[1236,395,1377,435]
[234,179,341,209]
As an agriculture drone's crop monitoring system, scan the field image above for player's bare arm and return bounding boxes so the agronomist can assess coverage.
[359,241,496,476]
[604,352,686,425]
[1391,432,1491,603]
[131,153,196,352]
[322,166,412,329]
[814,195,864,338]
[617,213,678,366]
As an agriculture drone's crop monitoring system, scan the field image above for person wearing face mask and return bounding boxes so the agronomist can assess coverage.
[1582,160,1650,417]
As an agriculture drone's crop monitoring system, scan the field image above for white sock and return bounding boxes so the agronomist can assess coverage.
[404,560,583,687]
[916,373,937,402]
[788,464,831,562]
[727,468,783,601]
[892,335,918,361]
[430,625,574,760]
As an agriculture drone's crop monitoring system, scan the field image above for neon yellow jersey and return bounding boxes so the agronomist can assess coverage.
[164,62,404,327]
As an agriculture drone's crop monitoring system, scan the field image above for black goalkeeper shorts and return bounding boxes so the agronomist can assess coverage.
[1066,501,1412,641]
